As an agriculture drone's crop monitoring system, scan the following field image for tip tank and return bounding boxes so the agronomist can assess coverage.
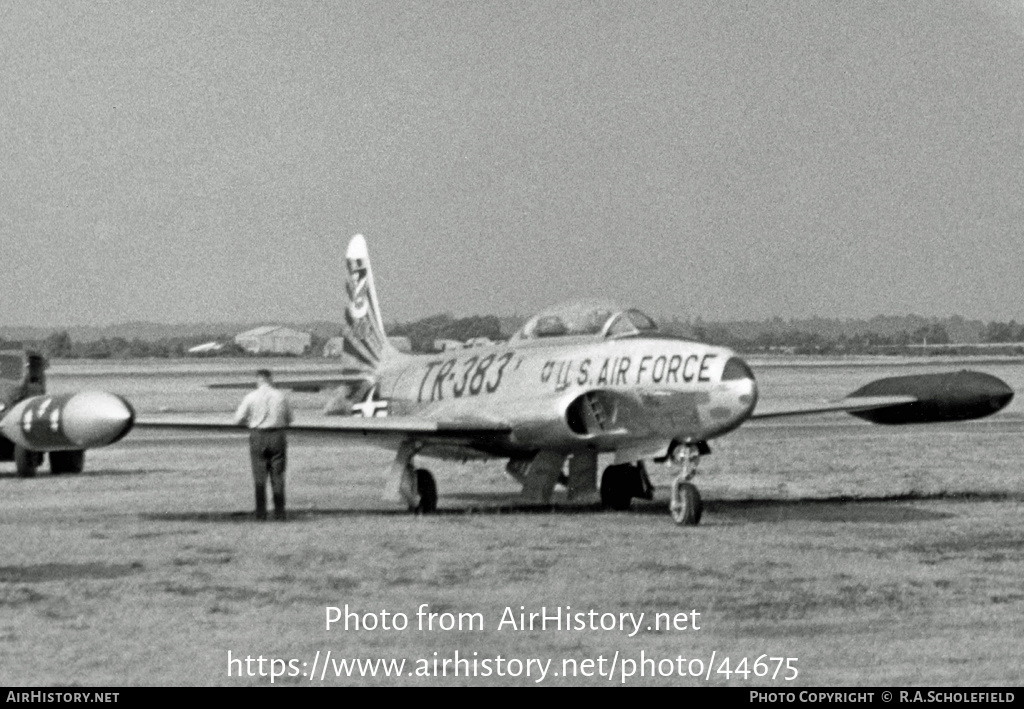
[0,391,135,451]
[847,370,1013,424]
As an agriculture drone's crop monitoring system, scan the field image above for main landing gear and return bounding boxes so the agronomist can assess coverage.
[668,443,703,526]
[390,441,437,514]
[13,448,85,477]
[599,462,654,511]
[50,450,86,475]
[399,465,438,514]
[14,446,43,478]
[411,469,437,514]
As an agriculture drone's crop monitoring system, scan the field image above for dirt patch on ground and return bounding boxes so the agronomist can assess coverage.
[0,562,143,584]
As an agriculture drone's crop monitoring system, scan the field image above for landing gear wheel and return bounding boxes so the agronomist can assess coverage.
[670,479,703,526]
[15,446,41,478]
[50,450,85,474]
[411,468,437,514]
[600,464,635,511]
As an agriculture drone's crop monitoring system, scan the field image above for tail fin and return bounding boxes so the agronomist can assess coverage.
[342,234,399,372]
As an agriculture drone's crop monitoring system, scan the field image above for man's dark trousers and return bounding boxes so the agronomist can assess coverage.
[249,429,287,520]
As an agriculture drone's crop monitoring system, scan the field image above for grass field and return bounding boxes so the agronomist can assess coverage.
[1,358,1022,686]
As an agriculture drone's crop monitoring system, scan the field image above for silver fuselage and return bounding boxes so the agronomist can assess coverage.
[327,335,758,459]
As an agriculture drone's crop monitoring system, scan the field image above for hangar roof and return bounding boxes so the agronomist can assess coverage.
[235,325,309,339]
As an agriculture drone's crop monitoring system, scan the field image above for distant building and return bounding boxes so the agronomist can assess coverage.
[432,337,496,351]
[388,336,412,353]
[234,326,311,355]
[322,337,346,357]
[434,339,464,352]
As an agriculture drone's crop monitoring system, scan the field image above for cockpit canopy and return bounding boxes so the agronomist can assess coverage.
[511,300,659,342]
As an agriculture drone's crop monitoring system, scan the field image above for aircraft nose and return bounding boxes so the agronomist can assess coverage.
[62,391,136,447]
[722,356,759,416]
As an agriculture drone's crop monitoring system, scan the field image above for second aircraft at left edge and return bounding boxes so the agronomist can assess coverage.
[0,349,134,476]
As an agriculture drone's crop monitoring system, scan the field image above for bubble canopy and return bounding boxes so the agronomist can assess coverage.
[511,300,659,341]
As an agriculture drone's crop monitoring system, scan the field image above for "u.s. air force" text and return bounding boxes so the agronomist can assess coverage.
[541,354,718,390]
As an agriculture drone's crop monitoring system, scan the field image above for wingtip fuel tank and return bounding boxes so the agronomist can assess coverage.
[0,391,135,451]
[848,370,1014,424]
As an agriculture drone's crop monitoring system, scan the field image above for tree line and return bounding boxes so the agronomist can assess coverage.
[388,314,504,352]
[671,319,1024,355]
[0,331,260,359]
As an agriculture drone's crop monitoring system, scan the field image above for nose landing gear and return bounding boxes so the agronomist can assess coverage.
[668,442,704,526]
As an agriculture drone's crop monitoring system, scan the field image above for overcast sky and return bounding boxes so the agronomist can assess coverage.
[2,1,1022,326]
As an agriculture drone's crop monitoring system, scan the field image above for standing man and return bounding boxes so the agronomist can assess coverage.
[234,369,293,520]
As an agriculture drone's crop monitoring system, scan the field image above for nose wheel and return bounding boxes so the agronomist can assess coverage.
[670,479,702,526]
[668,443,704,526]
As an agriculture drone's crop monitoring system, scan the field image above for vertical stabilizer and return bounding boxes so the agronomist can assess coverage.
[342,234,398,372]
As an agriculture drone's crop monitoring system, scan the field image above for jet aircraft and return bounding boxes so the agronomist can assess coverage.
[137,235,1014,525]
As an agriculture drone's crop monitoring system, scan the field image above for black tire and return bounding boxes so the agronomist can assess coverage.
[15,446,40,478]
[413,468,437,514]
[670,481,703,526]
[600,464,635,511]
[50,450,85,475]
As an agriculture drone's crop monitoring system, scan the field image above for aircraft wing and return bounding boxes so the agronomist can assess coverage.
[134,413,511,448]
[749,395,917,420]
[566,389,915,438]
[751,370,1014,424]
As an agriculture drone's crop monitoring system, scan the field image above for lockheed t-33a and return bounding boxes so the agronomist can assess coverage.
[139,235,1014,526]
